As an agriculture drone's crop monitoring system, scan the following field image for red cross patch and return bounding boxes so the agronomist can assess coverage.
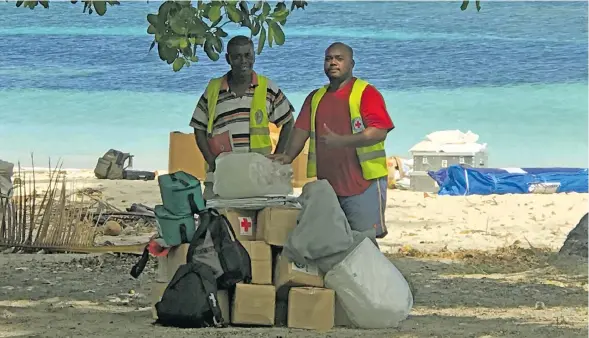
[238,217,253,236]
[352,117,365,133]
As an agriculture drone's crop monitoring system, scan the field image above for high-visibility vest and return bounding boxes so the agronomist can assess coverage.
[205,75,272,156]
[307,78,388,180]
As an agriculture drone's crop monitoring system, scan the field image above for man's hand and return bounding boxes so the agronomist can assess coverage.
[320,123,347,148]
[267,153,294,165]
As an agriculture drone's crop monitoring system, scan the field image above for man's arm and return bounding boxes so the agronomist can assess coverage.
[268,92,314,163]
[194,129,217,169]
[321,85,393,149]
[274,118,294,154]
[328,126,387,148]
[284,127,310,159]
[267,81,296,154]
[189,93,217,171]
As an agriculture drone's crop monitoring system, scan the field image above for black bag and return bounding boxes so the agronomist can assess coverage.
[155,261,225,328]
[94,149,133,180]
[123,170,155,181]
[188,208,252,289]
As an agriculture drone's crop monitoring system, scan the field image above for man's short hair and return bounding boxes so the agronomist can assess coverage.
[227,35,254,52]
[327,42,354,59]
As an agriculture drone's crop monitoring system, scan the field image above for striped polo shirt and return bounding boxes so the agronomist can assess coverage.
[189,71,294,152]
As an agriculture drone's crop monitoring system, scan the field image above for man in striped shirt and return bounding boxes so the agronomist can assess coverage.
[189,35,295,174]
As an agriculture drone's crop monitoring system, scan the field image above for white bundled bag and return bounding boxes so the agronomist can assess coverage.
[324,238,413,329]
[213,152,293,199]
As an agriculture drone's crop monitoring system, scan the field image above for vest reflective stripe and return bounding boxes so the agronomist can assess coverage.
[205,75,272,156]
[307,78,388,180]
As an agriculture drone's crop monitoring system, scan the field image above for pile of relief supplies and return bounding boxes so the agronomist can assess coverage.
[130,152,414,330]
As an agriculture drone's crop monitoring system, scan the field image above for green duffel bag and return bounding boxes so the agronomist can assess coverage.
[158,171,206,216]
[154,205,197,247]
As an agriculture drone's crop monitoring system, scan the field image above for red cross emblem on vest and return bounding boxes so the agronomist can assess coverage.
[238,217,253,236]
[352,117,364,133]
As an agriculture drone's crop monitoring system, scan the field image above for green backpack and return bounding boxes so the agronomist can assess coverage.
[158,171,206,216]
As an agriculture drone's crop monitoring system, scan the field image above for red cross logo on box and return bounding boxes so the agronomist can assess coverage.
[238,217,253,236]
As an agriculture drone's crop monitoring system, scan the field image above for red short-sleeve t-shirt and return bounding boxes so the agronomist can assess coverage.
[295,78,394,197]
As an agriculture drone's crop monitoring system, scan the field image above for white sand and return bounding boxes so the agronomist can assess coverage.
[9,167,588,253]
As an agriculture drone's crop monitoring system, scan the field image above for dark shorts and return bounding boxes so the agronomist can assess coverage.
[338,177,388,242]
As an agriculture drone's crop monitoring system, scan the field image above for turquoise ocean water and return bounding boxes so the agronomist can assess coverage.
[0,1,587,170]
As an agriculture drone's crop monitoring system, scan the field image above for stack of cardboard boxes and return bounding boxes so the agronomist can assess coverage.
[149,206,339,330]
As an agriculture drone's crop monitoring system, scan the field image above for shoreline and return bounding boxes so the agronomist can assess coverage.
[4,166,588,254]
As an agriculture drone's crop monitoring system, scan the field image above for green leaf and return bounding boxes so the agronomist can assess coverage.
[190,55,199,62]
[272,9,289,21]
[262,2,271,16]
[275,1,287,12]
[257,26,266,55]
[15,1,24,8]
[239,1,249,14]
[460,0,469,11]
[182,46,193,57]
[215,27,228,38]
[179,38,189,49]
[93,1,107,16]
[208,4,222,22]
[226,5,242,23]
[166,37,185,48]
[266,19,274,47]
[39,1,49,9]
[187,17,207,35]
[252,20,261,36]
[269,21,284,45]
[475,0,481,11]
[251,0,263,14]
[147,24,156,34]
[173,58,186,72]
[147,13,158,25]
[204,40,220,61]
[158,42,178,64]
[207,33,223,53]
[149,40,156,52]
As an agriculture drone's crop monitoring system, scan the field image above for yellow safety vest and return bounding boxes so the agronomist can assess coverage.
[307,78,388,180]
[205,74,272,156]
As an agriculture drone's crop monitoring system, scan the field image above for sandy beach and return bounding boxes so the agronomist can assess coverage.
[15,168,586,253]
[1,167,587,337]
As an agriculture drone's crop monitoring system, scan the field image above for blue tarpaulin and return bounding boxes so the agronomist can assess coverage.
[429,165,589,196]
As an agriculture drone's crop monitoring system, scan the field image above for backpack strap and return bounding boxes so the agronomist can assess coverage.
[130,244,150,279]
[186,210,212,263]
[189,263,225,327]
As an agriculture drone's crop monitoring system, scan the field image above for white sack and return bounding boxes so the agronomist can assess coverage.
[213,152,293,199]
[324,238,413,329]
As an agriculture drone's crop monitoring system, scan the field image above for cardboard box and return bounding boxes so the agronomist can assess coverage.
[150,282,230,322]
[256,207,300,246]
[241,241,272,285]
[287,287,335,331]
[168,131,207,181]
[274,254,323,300]
[221,208,257,241]
[231,283,275,326]
[334,296,354,327]
[155,256,168,283]
[165,243,190,281]
[217,290,231,324]
[150,282,168,319]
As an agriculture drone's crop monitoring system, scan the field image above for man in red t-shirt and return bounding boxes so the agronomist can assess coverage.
[269,42,394,242]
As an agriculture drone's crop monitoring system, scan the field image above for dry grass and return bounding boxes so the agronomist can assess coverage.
[388,240,563,274]
[0,155,103,251]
